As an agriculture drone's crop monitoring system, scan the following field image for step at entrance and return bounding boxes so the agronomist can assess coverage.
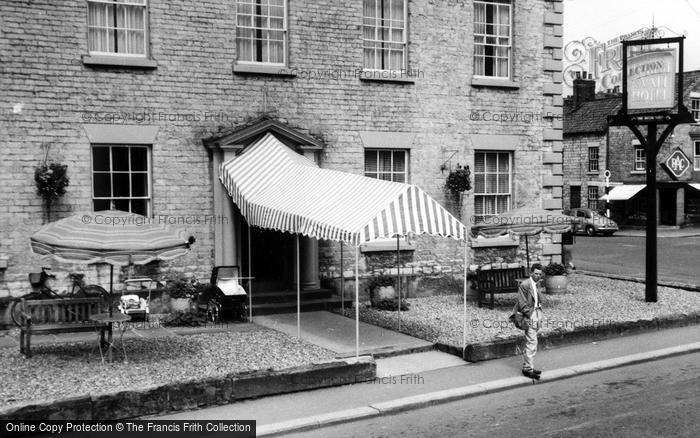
[250,288,352,315]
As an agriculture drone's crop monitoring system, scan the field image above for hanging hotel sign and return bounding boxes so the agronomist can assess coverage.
[627,49,677,110]
[563,26,681,96]
[661,148,691,180]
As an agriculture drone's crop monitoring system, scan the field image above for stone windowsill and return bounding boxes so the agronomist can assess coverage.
[358,70,416,84]
[630,170,646,174]
[360,239,415,253]
[82,55,158,68]
[470,236,520,248]
[471,77,520,89]
[233,63,297,76]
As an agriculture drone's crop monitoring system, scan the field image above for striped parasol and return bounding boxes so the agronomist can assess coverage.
[470,206,573,267]
[30,210,193,266]
[31,210,194,316]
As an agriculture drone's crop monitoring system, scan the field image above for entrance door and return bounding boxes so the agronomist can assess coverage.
[659,188,676,225]
[248,228,295,292]
[570,186,581,209]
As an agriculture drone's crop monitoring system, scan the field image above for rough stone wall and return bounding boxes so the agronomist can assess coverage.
[1,0,562,297]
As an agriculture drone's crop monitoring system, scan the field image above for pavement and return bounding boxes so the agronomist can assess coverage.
[254,311,433,358]
[151,324,700,436]
[614,225,700,238]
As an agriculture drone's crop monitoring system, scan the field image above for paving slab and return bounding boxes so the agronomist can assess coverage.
[254,311,432,357]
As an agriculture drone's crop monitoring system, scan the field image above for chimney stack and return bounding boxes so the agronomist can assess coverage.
[573,71,596,107]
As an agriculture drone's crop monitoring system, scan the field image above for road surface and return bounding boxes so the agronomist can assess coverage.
[287,352,700,437]
[572,235,700,286]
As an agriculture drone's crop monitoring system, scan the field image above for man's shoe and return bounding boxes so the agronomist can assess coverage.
[522,369,540,379]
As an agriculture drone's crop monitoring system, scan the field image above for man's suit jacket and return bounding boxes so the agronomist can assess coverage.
[515,278,542,319]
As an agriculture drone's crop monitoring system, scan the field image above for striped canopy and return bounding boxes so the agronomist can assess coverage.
[220,133,467,244]
[470,206,573,238]
[30,210,193,266]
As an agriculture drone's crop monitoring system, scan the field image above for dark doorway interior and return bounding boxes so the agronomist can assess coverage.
[659,188,676,225]
[570,186,581,209]
[248,228,295,292]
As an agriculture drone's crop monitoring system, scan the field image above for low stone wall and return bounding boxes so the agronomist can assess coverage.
[0,357,376,421]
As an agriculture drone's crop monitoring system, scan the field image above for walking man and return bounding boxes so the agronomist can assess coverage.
[516,263,544,380]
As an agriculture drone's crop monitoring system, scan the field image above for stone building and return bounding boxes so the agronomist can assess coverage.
[563,72,700,227]
[1,0,564,306]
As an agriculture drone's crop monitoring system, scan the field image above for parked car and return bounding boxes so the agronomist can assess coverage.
[563,208,619,236]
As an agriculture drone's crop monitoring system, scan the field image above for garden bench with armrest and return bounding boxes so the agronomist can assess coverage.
[17,297,110,357]
[476,267,527,309]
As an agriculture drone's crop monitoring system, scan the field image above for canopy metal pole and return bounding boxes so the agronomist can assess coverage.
[355,245,360,360]
[462,242,467,354]
[340,241,344,314]
[396,234,401,332]
[248,224,253,322]
[297,234,300,339]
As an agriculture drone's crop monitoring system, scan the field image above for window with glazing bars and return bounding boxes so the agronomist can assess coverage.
[92,145,151,216]
[692,98,700,122]
[587,186,599,210]
[474,152,511,222]
[588,147,599,172]
[694,140,700,170]
[87,0,147,56]
[363,0,406,71]
[236,0,286,64]
[634,146,646,171]
[474,0,511,78]
[364,149,407,183]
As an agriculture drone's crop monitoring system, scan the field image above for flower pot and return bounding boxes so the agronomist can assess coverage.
[544,275,568,294]
[170,297,192,313]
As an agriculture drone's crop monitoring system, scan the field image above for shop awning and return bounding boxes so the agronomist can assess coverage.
[689,183,700,192]
[599,184,646,201]
[220,133,467,244]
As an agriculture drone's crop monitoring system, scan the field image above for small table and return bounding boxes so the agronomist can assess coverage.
[90,312,131,363]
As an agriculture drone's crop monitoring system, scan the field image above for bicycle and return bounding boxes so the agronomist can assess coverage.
[9,267,108,327]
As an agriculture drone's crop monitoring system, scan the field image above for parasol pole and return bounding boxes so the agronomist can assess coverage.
[525,235,530,268]
[109,264,114,317]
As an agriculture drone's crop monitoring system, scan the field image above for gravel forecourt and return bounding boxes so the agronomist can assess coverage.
[338,273,700,347]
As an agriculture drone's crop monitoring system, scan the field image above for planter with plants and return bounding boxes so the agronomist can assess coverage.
[444,164,471,210]
[163,275,198,313]
[367,274,410,311]
[543,262,569,293]
[35,157,69,224]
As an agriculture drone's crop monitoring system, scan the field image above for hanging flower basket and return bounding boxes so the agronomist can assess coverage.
[35,162,69,202]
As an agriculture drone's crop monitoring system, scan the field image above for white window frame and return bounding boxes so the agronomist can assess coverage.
[364,149,409,183]
[691,97,700,123]
[91,145,152,215]
[473,0,512,79]
[362,0,408,72]
[634,146,646,171]
[587,186,599,211]
[87,0,148,57]
[694,140,700,171]
[474,151,512,223]
[588,147,599,172]
[236,0,288,66]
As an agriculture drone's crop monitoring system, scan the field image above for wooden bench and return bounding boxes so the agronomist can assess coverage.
[17,297,110,357]
[476,267,527,309]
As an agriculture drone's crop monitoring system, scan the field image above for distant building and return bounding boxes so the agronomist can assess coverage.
[563,72,700,227]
